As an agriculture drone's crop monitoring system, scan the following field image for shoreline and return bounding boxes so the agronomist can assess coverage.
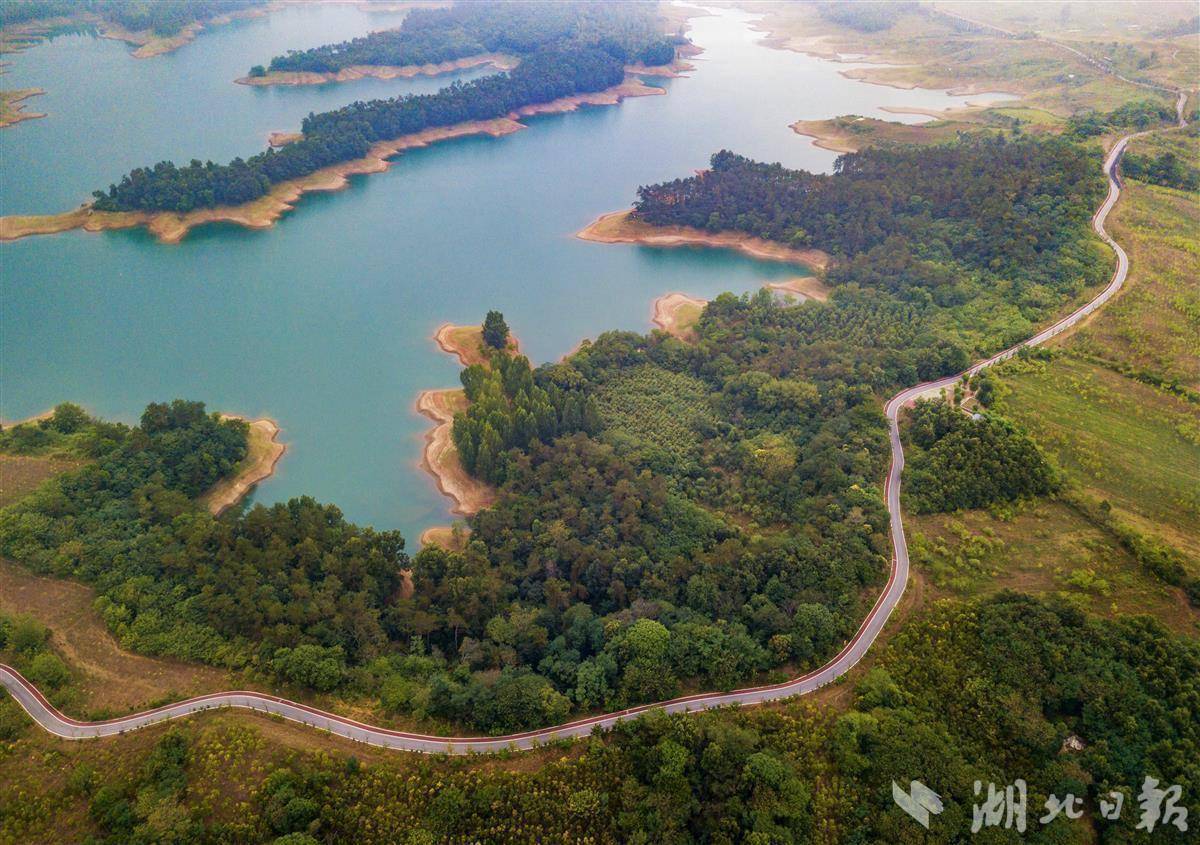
[652,292,707,341]
[235,51,696,89]
[650,277,828,343]
[417,321,523,525]
[0,88,46,129]
[235,52,519,87]
[433,322,521,367]
[0,78,665,244]
[576,209,830,271]
[415,388,496,517]
[201,416,286,516]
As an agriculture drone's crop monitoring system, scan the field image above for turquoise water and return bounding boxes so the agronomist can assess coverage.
[1,4,1010,542]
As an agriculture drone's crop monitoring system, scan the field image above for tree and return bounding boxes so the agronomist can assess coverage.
[482,310,509,350]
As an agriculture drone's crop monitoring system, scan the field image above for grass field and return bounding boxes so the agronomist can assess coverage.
[1069,127,1200,391]
[0,453,80,508]
[743,0,1177,117]
[907,501,1198,633]
[995,356,1200,558]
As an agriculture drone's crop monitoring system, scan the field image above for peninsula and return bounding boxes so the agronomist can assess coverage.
[1,51,666,244]
[576,209,830,270]
[199,417,286,516]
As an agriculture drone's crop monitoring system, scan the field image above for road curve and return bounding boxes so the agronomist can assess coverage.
[0,125,1156,755]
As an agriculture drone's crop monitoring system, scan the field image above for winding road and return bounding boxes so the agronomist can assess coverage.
[1,94,1186,754]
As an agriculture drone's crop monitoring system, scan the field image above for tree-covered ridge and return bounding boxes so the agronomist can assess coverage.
[0,0,265,35]
[260,0,677,75]
[22,593,1196,843]
[636,138,1106,294]
[0,401,407,681]
[903,399,1060,513]
[91,48,626,213]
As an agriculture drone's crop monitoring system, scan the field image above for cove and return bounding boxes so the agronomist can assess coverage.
[0,3,1011,543]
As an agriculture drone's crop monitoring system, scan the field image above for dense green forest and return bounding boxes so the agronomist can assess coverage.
[903,399,1060,513]
[11,592,1195,843]
[634,138,1113,353]
[91,48,627,213]
[259,0,677,75]
[0,0,265,35]
[0,403,407,681]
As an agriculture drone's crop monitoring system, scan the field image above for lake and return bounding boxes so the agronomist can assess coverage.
[0,3,1010,542]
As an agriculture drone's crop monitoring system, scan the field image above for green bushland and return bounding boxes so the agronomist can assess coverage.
[903,399,1059,514]
[0,612,75,720]
[1063,98,1179,139]
[815,0,918,33]
[0,0,265,34]
[4,593,1196,844]
[260,0,677,75]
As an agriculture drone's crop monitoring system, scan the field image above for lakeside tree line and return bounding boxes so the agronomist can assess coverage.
[91,48,626,213]
[259,0,678,76]
[0,403,407,681]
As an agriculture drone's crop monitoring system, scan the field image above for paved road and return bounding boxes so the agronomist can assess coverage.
[0,113,1173,754]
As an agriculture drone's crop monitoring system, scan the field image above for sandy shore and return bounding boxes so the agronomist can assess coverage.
[416,388,496,517]
[789,119,861,153]
[268,131,303,148]
[236,53,519,87]
[419,524,469,551]
[767,276,830,302]
[434,323,521,367]
[652,292,707,341]
[651,277,828,343]
[0,88,46,128]
[1,77,665,244]
[790,115,969,155]
[200,416,286,516]
[416,321,524,518]
[576,209,830,271]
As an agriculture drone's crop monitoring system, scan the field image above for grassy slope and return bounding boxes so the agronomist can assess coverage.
[908,117,1199,630]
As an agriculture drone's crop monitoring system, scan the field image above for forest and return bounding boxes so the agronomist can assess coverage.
[91,48,627,213]
[3,134,1130,735]
[903,399,1060,513]
[259,0,677,75]
[8,592,1194,843]
[0,0,265,34]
